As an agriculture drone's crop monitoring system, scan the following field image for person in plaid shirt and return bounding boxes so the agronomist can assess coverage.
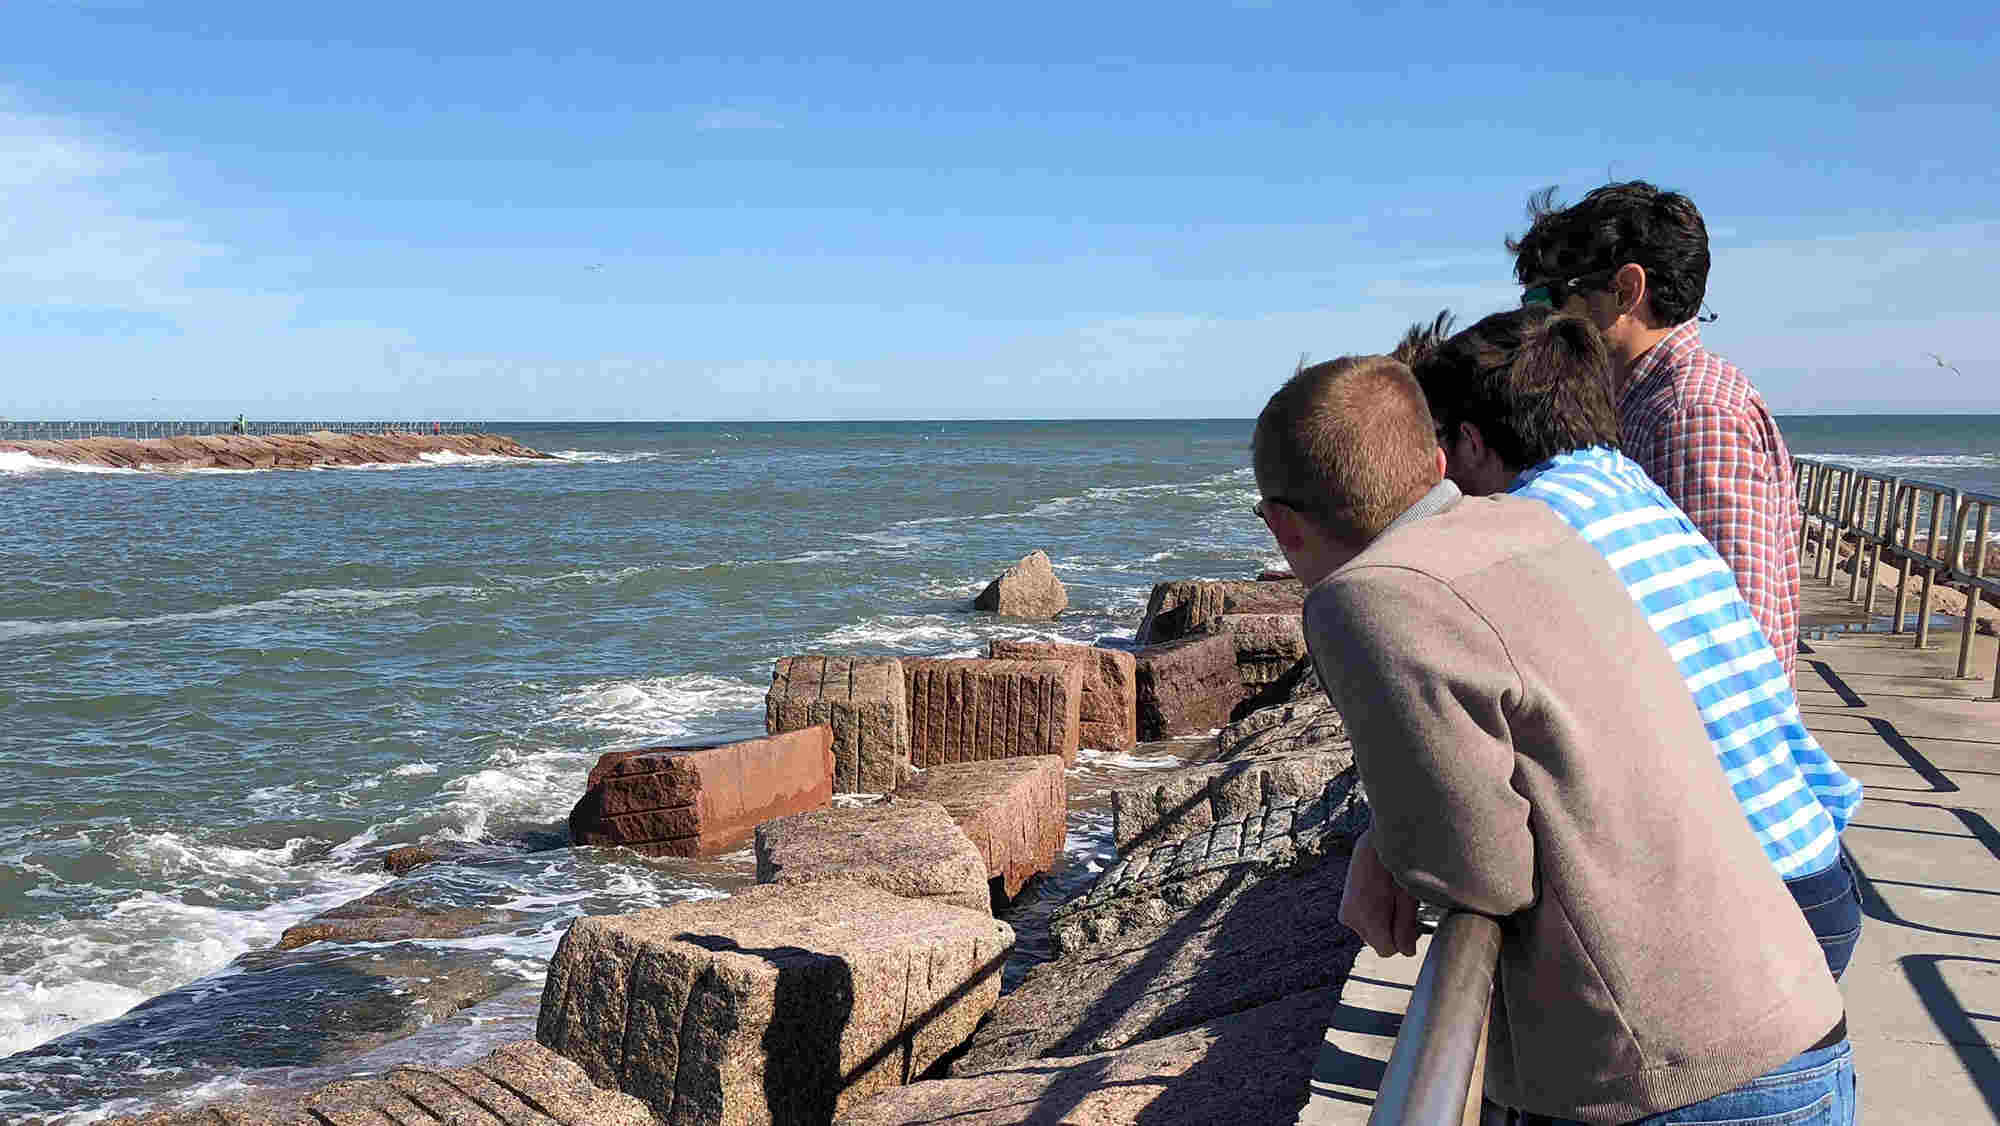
[1506,182,1803,681]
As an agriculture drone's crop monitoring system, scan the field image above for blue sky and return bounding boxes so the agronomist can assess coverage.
[1,2,1994,419]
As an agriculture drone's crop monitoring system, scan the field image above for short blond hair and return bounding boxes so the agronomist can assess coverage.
[1252,355,1441,545]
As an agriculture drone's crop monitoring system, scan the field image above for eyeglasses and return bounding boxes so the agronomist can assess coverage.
[1521,266,1618,309]
[1253,496,1309,522]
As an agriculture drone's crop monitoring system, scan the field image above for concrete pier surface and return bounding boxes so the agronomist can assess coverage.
[1300,579,2000,1124]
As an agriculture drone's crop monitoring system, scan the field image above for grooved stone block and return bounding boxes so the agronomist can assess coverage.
[1134,579,1305,646]
[902,658,1085,767]
[894,757,1068,903]
[570,726,835,858]
[987,639,1137,751]
[537,881,1014,1126]
[767,655,910,793]
[1214,612,1309,689]
[755,799,992,914]
[1134,634,1241,740]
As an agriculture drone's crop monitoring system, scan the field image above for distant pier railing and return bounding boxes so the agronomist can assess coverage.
[1796,456,2000,695]
[0,421,483,442]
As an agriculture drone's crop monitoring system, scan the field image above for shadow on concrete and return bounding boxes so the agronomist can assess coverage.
[1848,850,1999,944]
[1900,954,2000,1123]
[1836,716,1963,793]
[1803,659,1869,708]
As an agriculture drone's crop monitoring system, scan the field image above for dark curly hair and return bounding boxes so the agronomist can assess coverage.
[1507,181,1710,325]
[1389,309,1456,369]
[1412,307,1620,471]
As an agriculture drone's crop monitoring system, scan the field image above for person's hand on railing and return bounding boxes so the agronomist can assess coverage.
[1341,828,1424,957]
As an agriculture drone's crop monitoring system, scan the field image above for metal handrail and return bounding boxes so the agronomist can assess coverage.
[1795,456,2000,698]
[1369,911,1503,1126]
[0,420,484,441]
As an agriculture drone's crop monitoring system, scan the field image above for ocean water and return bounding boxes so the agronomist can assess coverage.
[1781,414,2000,498]
[2,414,1991,1122]
[0,420,1278,1122]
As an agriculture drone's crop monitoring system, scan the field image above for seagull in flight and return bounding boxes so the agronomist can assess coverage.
[1925,352,1963,377]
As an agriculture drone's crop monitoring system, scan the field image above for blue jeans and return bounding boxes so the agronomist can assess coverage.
[1522,1039,1856,1124]
[1788,845,1864,980]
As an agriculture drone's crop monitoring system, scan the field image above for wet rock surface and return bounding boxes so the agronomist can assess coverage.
[894,756,1068,905]
[98,1040,658,1125]
[537,881,1013,1126]
[755,798,993,914]
[973,549,1068,619]
[904,657,1086,768]
[840,986,1340,1126]
[988,639,1138,752]
[276,884,534,951]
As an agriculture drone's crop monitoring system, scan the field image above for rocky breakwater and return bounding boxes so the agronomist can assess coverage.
[104,565,1369,1126]
[0,429,553,471]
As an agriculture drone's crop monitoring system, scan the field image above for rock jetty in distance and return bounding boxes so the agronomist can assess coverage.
[0,430,554,472]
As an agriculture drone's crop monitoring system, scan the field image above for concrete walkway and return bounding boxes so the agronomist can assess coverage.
[1299,581,2000,1123]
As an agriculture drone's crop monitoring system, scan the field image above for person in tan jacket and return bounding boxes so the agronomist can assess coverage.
[1251,354,1851,1125]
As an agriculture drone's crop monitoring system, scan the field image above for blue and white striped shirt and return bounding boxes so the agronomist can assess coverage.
[1512,447,1861,879]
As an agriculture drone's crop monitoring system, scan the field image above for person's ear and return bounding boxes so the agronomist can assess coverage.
[1455,421,1488,464]
[1613,262,1647,318]
[1433,444,1448,480]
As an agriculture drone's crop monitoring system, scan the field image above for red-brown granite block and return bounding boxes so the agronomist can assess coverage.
[569,726,835,858]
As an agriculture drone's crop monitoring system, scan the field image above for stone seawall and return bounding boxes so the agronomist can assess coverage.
[0,430,553,471]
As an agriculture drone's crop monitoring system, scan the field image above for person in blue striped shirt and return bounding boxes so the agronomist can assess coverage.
[1410,305,1866,978]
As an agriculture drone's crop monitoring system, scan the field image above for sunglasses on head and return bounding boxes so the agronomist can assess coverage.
[1520,265,1618,309]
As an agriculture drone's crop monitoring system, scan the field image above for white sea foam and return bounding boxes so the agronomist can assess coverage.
[436,748,597,843]
[1798,452,2000,471]
[0,450,139,475]
[549,449,663,464]
[0,831,390,1058]
[389,762,439,777]
[884,467,1255,531]
[415,450,545,467]
[58,1073,261,1126]
[0,569,652,644]
[1072,748,1190,772]
[551,674,767,744]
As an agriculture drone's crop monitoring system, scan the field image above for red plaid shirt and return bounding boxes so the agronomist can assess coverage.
[1618,321,1801,681]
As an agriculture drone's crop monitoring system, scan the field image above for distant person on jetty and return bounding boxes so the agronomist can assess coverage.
[231,413,247,434]
[1413,306,1864,978]
[1252,356,1852,1124]
[1508,181,1804,681]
